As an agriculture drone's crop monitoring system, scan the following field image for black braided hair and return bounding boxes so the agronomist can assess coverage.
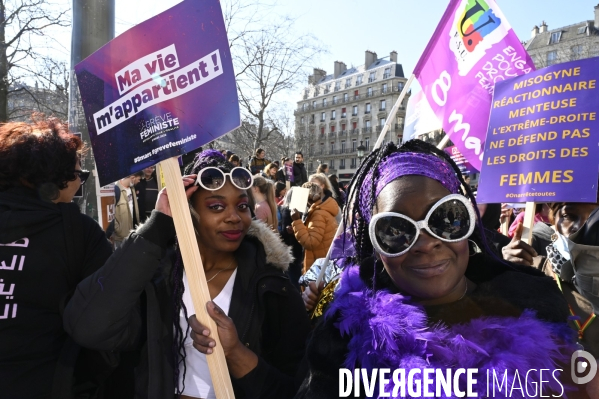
[342,139,507,288]
[172,149,236,396]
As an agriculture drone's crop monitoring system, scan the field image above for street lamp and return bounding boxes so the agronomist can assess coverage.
[357,140,366,164]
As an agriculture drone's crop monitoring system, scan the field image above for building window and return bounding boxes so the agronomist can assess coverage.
[547,50,557,66]
[578,26,587,34]
[351,158,357,168]
[342,123,346,131]
[341,107,346,118]
[380,100,386,111]
[302,103,307,111]
[365,103,371,114]
[312,101,316,108]
[398,82,404,92]
[334,81,340,91]
[549,31,561,44]
[354,90,359,99]
[310,114,315,123]
[345,78,352,88]
[323,98,327,107]
[331,125,336,132]
[365,120,371,128]
[321,112,326,121]
[332,95,337,104]
[341,140,346,151]
[352,121,357,129]
[300,116,304,123]
[356,75,363,85]
[572,45,583,59]
[352,139,357,151]
[331,110,336,119]
[325,83,331,94]
[343,93,349,102]
[352,105,358,116]
[321,127,325,134]
[382,83,388,93]
[330,159,335,168]
[383,67,391,79]
[368,71,376,82]
[330,142,335,152]
[367,87,373,97]
[365,137,370,150]
[340,158,345,168]
[379,117,386,127]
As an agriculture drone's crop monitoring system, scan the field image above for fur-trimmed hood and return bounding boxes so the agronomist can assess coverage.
[246,219,293,271]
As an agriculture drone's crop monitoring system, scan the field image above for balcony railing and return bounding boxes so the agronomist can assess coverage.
[345,83,351,88]
[353,94,360,100]
[368,77,376,82]
[365,110,371,114]
[339,130,347,135]
[376,126,384,132]
[332,99,339,105]
[351,112,358,116]
[379,108,386,112]
[350,163,357,168]
[350,129,360,135]
[342,97,349,103]
[330,116,336,120]
[383,73,390,79]
[334,86,340,92]
[394,123,404,131]
[341,113,347,118]
[366,91,374,98]
[320,118,326,122]
[324,89,330,94]
[309,120,315,125]
[363,127,373,133]
[339,165,346,170]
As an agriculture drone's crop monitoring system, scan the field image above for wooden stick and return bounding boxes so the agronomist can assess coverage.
[522,201,536,245]
[160,157,235,399]
[500,217,510,236]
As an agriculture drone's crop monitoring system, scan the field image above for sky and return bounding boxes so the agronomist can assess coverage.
[44,0,599,103]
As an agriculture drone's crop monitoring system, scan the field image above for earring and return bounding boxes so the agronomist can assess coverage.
[468,239,481,256]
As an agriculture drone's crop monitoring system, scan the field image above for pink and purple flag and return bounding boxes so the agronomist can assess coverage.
[413,0,535,171]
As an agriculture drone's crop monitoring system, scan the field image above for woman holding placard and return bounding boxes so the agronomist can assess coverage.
[295,140,585,398]
[64,150,310,399]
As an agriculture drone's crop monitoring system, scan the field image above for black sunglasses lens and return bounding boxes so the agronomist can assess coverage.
[200,169,225,189]
[374,216,417,254]
[428,200,471,240]
[79,171,90,184]
[231,168,252,189]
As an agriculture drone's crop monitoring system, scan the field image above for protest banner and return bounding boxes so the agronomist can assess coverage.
[444,146,477,175]
[74,1,239,396]
[75,0,239,187]
[412,0,535,171]
[477,57,599,205]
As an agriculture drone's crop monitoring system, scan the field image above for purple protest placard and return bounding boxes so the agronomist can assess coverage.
[444,146,477,175]
[75,0,239,186]
[413,0,534,171]
[477,57,599,204]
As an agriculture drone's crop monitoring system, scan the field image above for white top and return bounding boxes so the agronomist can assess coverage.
[124,187,133,218]
[178,268,238,399]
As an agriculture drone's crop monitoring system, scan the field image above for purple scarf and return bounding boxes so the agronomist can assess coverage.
[328,266,577,398]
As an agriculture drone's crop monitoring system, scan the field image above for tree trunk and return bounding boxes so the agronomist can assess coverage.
[0,1,8,122]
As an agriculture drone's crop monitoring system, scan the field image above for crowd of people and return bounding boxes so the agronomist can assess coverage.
[1,115,597,398]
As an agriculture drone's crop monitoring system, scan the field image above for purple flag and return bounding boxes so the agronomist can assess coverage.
[413,0,535,170]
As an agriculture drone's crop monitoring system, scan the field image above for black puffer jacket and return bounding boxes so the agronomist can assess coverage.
[64,211,311,399]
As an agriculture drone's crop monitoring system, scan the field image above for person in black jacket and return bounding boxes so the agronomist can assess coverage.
[292,152,308,187]
[0,116,113,399]
[63,149,310,399]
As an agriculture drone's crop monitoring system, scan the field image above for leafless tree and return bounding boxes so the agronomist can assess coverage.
[0,0,69,122]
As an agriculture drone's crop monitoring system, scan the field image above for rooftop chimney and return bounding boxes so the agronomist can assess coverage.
[531,25,539,38]
[390,51,398,63]
[365,50,377,68]
[595,4,599,30]
[308,68,327,85]
[333,61,347,78]
[539,21,548,33]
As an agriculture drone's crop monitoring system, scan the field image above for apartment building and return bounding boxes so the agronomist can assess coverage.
[525,5,599,68]
[294,50,409,181]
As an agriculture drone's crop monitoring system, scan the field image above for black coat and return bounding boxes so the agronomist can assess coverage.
[295,254,576,399]
[64,211,311,399]
[292,163,308,187]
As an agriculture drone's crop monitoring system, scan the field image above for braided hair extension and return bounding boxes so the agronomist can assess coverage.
[172,242,189,397]
[172,149,235,396]
[342,139,510,289]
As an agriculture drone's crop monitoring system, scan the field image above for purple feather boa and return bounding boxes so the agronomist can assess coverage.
[327,266,578,398]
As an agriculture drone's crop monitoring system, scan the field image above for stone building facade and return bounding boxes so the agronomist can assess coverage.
[294,50,409,181]
[525,5,599,68]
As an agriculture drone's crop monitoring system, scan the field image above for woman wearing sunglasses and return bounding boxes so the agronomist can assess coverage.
[295,140,584,398]
[64,149,310,399]
[0,116,112,398]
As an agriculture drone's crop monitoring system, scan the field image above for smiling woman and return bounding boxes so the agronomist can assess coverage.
[63,149,310,399]
[295,140,589,398]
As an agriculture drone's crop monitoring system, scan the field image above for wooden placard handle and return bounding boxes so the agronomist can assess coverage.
[160,157,235,399]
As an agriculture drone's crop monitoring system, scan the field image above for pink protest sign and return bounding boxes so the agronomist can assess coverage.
[413,0,535,170]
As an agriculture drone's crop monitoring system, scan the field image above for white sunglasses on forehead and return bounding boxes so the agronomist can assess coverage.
[194,167,254,190]
[369,194,477,258]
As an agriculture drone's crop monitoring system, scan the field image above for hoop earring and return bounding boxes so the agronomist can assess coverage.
[468,239,481,256]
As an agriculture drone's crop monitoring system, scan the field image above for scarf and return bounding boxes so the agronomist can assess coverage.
[328,266,577,398]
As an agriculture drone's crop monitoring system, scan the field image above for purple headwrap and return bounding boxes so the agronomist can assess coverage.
[190,149,226,172]
[359,152,461,223]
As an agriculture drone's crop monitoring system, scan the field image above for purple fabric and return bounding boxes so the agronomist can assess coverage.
[359,152,461,223]
[328,266,577,398]
[190,149,226,172]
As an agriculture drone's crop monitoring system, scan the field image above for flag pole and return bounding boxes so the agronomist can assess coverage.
[315,74,415,286]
